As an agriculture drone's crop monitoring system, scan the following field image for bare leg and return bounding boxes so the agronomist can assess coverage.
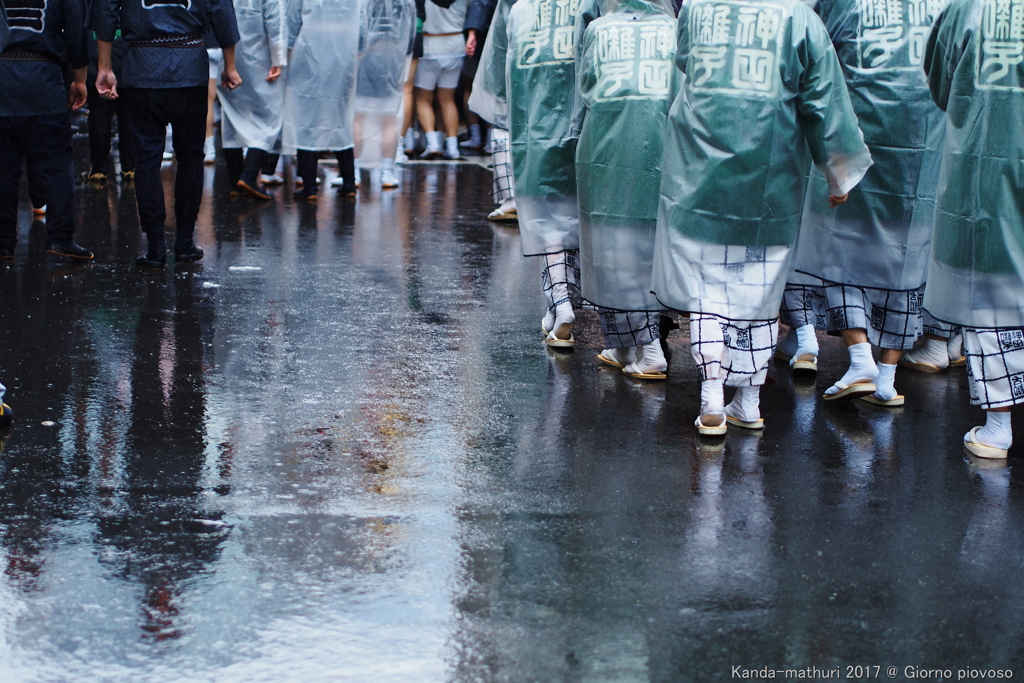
[437,88,459,139]
[415,87,436,133]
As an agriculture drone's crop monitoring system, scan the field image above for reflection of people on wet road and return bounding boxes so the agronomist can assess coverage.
[93,0,242,269]
[97,277,227,640]
[922,0,1024,460]
[0,0,93,261]
[651,0,871,435]
[283,0,360,199]
[575,0,675,380]
[506,0,580,347]
[779,0,946,408]
[219,0,287,200]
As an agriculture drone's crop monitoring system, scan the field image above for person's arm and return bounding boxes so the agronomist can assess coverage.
[263,0,287,81]
[61,0,90,107]
[69,65,88,109]
[794,5,872,203]
[92,0,120,98]
[220,44,242,89]
[922,0,965,112]
[0,5,10,52]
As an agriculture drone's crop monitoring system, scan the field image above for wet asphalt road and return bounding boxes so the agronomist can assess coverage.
[1,138,1024,682]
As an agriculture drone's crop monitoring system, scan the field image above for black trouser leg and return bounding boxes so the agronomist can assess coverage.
[116,99,135,173]
[169,87,208,251]
[223,147,244,187]
[25,156,46,210]
[87,68,115,175]
[125,88,170,257]
[0,117,26,252]
[27,114,77,245]
[335,148,354,188]
[261,152,279,176]
[296,150,319,194]
[239,148,268,187]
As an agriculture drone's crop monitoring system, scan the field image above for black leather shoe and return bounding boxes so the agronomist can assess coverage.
[0,403,12,428]
[236,179,271,200]
[175,245,204,262]
[46,241,94,260]
[136,254,166,269]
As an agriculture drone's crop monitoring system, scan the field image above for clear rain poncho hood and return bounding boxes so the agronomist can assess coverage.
[921,0,1024,329]
[506,0,582,256]
[789,0,947,292]
[282,0,360,152]
[650,0,872,321]
[575,0,678,311]
[467,0,517,129]
[356,0,416,166]
[218,0,288,151]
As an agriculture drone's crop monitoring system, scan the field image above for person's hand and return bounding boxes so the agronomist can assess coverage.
[96,68,118,99]
[221,67,243,90]
[68,81,88,110]
[266,66,282,82]
[829,193,848,208]
[465,29,477,56]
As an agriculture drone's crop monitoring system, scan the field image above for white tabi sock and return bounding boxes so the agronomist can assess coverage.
[915,337,950,368]
[826,342,878,395]
[874,362,898,401]
[795,324,819,358]
[700,378,725,417]
[948,333,964,361]
[725,385,761,423]
[972,411,1012,450]
[623,341,667,375]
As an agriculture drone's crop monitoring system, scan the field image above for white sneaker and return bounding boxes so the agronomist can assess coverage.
[423,131,444,159]
[259,173,284,186]
[396,137,408,164]
[444,136,460,160]
[203,137,215,164]
[329,176,346,187]
[381,167,399,189]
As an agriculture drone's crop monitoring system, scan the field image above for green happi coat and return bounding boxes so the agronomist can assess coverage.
[576,0,679,311]
[922,0,1024,328]
[507,0,581,256]
[468,0,517,129]
[650,0,872,320]
[790,0,947,292]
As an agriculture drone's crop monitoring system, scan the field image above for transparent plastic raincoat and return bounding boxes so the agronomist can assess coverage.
[789,0,946,291]
[575,0,678,311]
[218,0,288,151]
[356,0,415,166]
[506,0,582,256]
[282,0,360,152]
[922,0,1024,329]
[650,0,872,320]
[468,0,517,128]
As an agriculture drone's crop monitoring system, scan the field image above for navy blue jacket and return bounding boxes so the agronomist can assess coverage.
[0,0,89,116]
[92,0,238,88]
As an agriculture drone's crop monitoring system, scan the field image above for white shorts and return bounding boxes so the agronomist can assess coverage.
[208,48,223,81]
[414,55,463,90]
